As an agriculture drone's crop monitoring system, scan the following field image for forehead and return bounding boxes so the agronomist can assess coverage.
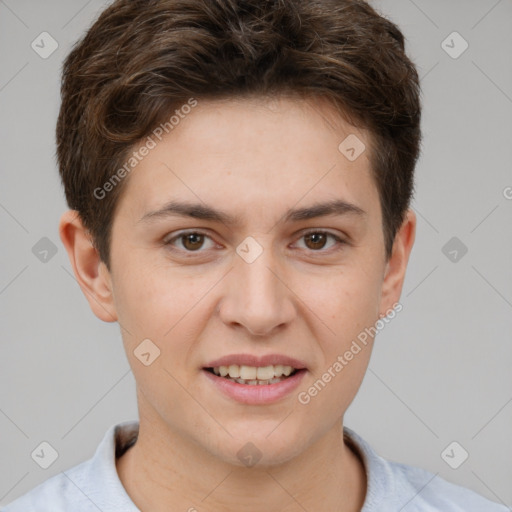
[115,96,380,225]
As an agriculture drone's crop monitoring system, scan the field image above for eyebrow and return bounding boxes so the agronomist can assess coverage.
[139,198,366,227]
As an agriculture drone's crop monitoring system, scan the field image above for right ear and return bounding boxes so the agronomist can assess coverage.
[59,210,118,323]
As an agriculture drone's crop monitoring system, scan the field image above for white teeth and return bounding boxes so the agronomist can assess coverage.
[239,365,257,380]
[256,365,275,380]
[274,364,284,377]
[228,364,240,378]
[211,364,297,382]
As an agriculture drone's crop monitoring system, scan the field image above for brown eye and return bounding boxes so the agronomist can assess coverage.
[295,231,345,253]
[164,231,216,253]
[181,233,205,251]
[303,232,328,250]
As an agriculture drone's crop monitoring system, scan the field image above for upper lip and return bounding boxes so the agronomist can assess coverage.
[204,353,307,369]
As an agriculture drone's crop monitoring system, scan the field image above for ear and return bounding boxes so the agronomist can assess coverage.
[59,210,118,323]
[378,208,416,317]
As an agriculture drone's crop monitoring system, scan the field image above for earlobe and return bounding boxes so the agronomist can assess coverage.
[59,210,118,323]
[378,209,416,317]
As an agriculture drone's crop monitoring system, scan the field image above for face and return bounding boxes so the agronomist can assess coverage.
[81,96,413,466]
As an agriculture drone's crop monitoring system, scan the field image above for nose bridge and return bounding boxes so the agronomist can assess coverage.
[240,251,280,304]
[220,236,294,335]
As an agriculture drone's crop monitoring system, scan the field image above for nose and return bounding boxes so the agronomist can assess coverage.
[218,242,296,337]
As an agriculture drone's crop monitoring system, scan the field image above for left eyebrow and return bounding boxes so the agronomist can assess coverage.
[138,198,367,227]
[284,199,366,222]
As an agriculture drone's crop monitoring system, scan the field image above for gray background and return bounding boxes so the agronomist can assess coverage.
[1,0,511,508]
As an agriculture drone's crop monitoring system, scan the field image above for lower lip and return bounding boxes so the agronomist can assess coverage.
[202,368,307,405]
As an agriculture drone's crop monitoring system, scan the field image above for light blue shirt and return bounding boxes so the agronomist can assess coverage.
[2,420,508,511]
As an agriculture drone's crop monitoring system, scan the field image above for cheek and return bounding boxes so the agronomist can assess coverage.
[113,254,185,328]
[321,267,382,400]
[112,256,217,369]
[297,274,379,416]
[307,266,382,341]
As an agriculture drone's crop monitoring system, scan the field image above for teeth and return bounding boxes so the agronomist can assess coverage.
[256,365,275,380]
[239,365,257,380]
[228,364,239,378]
[211,364,297,381]
[282,366,292,376]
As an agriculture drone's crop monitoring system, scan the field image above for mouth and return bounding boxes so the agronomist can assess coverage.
[203,364,301,385]
[201,354,308,404]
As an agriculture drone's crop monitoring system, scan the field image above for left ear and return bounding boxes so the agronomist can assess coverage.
[378,208,416,317]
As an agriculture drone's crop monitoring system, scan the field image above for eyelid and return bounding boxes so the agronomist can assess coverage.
[163,228,211,243]
[298,228,344,239]
[292,229,347,252]
[163,228,347,255]
[162,229,217,249]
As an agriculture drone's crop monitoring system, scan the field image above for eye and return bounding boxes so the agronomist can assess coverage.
[294,230,346,252]
[163,230,216,252]
[162,229,346,256]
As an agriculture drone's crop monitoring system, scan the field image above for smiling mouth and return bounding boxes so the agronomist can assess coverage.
[204,364,300,385]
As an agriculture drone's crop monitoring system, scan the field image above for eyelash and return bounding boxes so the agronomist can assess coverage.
[162,229,347,256]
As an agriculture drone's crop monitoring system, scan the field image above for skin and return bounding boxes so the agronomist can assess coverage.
[59,96,416,512]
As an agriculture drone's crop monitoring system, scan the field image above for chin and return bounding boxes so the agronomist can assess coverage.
[208,426,309,468]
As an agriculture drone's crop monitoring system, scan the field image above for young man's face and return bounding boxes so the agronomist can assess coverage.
[63,96,415,466]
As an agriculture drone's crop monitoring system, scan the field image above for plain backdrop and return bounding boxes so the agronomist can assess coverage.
[1,0,511,508]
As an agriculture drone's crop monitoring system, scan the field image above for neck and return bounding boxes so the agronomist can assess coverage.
[116,406,366,512]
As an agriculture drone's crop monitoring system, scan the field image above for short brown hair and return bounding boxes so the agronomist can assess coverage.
[56,0,421,269]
